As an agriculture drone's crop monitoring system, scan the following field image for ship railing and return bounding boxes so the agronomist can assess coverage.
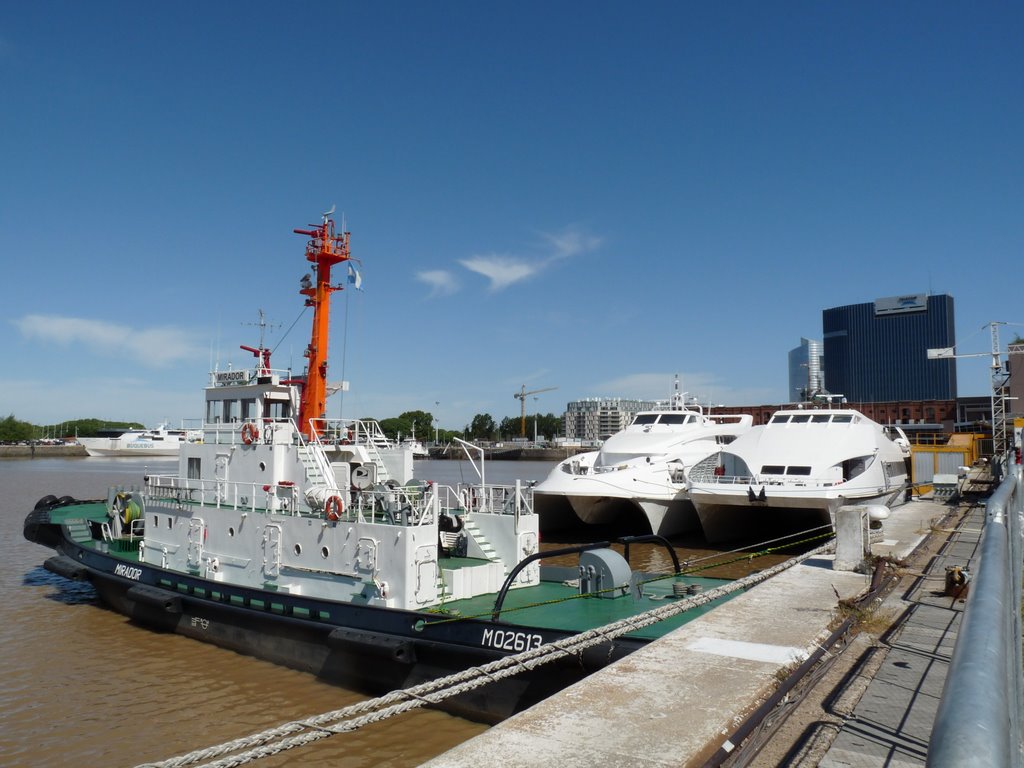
[309,417,396,483]
[143,474,321,516]
[200,418,299,447]
[345,482,440,527]
[431,480,535,518]
[309,418,395,450]
[694,475,848,488]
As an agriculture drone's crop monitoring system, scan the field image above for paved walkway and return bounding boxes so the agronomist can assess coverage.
[819,503,983,767]
[423,497,963,768]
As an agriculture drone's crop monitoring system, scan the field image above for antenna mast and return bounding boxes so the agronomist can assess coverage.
[293,210,351,439]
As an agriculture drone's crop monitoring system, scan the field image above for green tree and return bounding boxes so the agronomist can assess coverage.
[0,414,34,442]
[498,416,518,439]
[535,412,563,441]
[467,413,496,441]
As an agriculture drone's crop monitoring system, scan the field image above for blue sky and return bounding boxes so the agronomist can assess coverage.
[2,2,1021,432]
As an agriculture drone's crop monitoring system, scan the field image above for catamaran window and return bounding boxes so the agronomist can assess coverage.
[843,455,872,480]
[790,414,811,423]
[761,465,786,474]
[786,466,812,475]
[770,415,790,424]
[633,414,658,426]
[660,414,687,425]
[832,415,853,423]
[811,414,831,423]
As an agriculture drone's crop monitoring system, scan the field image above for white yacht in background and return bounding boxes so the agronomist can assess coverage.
[78,424,202,457]
[534,380,753,537]
[687,404,911,543]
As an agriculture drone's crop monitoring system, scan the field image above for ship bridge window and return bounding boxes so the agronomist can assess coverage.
[207,399,221,423]
[790,414,811,423]
[833,415,853,423]
[265,401,290,420]
[633,414,658,426]
[812,414,831,423]
[769,415,790,424]
[761,465,786,474]
[242,398,257,420]
[660,414,687,425]
[786,466,812,475]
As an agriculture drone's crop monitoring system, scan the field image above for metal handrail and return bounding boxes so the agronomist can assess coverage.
[927,457,1023,767]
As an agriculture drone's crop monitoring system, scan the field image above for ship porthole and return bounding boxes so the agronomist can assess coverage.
[321,546,330,559]
[228,526,235,537]
[259,461,266,471]
[294,543,302,555]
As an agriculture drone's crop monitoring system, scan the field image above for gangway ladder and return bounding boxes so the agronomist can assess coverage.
[297,441,334,490]
[359,421,395,484]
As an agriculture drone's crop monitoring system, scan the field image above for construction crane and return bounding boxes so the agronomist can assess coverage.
[514,385,558,437]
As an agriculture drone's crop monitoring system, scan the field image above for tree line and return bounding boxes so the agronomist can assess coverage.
[377,410,564,444]
[1,411,565,445]
[0,415,144,443]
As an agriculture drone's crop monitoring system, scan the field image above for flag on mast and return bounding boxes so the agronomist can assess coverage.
[347,264,363,291]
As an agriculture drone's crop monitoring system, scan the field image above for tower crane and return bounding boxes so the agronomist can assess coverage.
[514,385,558,437]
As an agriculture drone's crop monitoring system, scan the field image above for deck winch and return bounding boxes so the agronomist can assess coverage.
[578,548,632,598]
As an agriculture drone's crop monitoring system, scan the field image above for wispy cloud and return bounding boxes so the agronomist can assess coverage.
[456,225,603,292]
[458,255,537,291]
[14,314,206,368]
[541,227,603,260]
[415,269,460,297]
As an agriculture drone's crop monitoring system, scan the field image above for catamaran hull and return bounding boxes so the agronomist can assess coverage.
[27,510,643,723]
[535,491,700,537]
[690,486,906,544]
[79,445,182,457]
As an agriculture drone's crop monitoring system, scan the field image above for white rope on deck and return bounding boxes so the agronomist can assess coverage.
[137,542,833,768]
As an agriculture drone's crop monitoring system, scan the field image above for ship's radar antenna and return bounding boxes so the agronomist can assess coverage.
[240,309,281,374]
[243,309,281,350]
[322,204,336,223]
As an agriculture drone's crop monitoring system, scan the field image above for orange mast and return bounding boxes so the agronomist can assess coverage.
[293,214,351,439]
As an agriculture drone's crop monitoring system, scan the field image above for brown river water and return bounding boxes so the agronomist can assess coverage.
[2,457,797,768]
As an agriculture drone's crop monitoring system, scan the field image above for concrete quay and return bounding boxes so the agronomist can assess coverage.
[0,443,87,458]
[423,496,958,768]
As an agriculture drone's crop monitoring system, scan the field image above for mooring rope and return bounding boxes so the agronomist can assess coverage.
[136,541,833,768]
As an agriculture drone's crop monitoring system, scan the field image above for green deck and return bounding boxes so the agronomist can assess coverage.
[430,570,732,639]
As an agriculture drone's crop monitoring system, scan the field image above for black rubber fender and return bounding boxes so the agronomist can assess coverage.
[43,555,89,581]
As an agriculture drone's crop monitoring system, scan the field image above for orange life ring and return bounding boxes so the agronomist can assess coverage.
[325,495,344,521]
[241,422,260,445]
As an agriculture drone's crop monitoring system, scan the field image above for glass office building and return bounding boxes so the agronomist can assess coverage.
[823,294,957,402]
[788,337,824,402]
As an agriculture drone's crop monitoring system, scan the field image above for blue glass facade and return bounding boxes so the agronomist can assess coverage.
[822,294,957,401]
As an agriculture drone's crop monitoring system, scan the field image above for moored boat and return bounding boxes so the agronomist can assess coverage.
[78,424,201,457]
[534,380,753,537]
[23,213,732,722]
[687,404,911,543]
